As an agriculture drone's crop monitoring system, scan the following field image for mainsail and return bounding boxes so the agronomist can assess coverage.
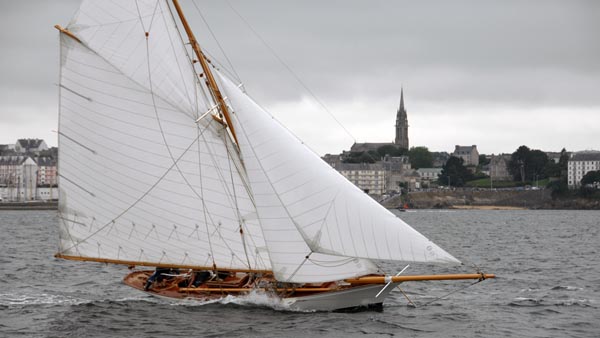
[57,0,269,272]
[57,0,459,285]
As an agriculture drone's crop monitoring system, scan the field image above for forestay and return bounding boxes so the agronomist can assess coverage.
[57,0,269,272]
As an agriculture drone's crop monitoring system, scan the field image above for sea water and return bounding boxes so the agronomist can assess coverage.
[1,210,598,337]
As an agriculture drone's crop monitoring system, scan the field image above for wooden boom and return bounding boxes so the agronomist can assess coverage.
[345,273,495,285]
[54,253,271,274]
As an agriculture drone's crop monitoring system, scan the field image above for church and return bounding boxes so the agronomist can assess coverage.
[350,89,409,153]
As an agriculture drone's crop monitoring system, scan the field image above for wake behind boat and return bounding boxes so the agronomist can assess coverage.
[54,0,493,312]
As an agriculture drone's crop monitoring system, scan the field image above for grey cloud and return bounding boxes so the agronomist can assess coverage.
[1,0,598,152]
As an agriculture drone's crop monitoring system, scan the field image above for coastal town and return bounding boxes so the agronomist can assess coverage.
[1,92,599,208]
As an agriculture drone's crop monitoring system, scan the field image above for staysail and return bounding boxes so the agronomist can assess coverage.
[217,72,460,282]
[57,0,269,272]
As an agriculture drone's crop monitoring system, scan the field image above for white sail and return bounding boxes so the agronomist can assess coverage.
[217,73,461,272]
[57,1,270,272]
[67,0,201,117]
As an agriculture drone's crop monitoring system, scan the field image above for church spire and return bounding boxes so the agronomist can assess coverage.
[399,87,405,112]
[395,87,409,149]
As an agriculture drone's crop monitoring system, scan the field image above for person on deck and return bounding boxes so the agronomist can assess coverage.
[144,267,179,290]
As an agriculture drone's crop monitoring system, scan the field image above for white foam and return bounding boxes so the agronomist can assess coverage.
[0,293,89,306]
[163,290,311,312]
[217,290,301,311]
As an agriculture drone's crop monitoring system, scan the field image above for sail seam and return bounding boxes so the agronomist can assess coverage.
[64,22,195,119]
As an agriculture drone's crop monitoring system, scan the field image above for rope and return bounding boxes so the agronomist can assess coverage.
[224,0,357,144]
[191,0,242,84]
[417,277,485,307]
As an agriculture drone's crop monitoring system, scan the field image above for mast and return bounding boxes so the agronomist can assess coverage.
[171,0,239,146]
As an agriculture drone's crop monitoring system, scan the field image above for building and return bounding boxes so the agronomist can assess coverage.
[452,145,479,166]
[337,162,387,195]
[417,168,443,186]
[568,151,600,188]
[349,89,410,153]
[15,139,48,154]
[0,144,14,155]
[489,154,512,181]
[381,155,412,191]
[395,88,409,149]
[0,156,38,201]
[35,157,58,186]
[431,151,450,167]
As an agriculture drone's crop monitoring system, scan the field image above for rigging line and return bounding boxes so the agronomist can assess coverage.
[57,210,83,257]
[134,0,160,35]
[286,252,312,282]
[201,50,244,87]
[165,0,210,114]
[191,0,242,84]
[134,0,148,32]
[158,2,197,114]
[195,121,216,269]
[224,0,356,143]
[225,132,253,270]
[144,27,207,218]
[419,279,484,307]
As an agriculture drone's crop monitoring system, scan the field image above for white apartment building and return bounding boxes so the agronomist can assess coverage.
[417,168,443,182]
[337,163,387,196]
[567,151,600,187]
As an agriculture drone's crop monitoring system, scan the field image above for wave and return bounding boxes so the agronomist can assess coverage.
[509,296,595,308]
[105,289,310,312]
[551,285,582,291]
[0,292,90,306]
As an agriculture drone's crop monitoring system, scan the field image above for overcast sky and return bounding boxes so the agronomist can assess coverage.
[1,0,598,155]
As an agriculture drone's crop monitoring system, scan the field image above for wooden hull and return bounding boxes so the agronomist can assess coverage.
[123,270,397,312]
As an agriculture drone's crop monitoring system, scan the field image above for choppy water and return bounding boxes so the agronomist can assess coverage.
[1,210,598,337]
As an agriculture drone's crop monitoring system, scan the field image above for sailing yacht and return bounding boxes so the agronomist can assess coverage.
[54,0,493,311]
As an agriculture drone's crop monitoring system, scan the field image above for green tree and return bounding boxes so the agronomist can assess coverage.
[581,170,600,186]
[438,156,474,187]
[547,179,568,198]
[342,151,377,163]
[408,146,433,169]
[508,145,549,182]
[547,148,570,197]
[508,145,530,182]
[529,149,549,181]
[580,170,600,198]
[376,145,406,157]
[478,154,490,166]
[558,148,569,177]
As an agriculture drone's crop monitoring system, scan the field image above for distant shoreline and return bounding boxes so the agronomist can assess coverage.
[0,201,58,210]
[382,189,600,210]
[448,205,527,210]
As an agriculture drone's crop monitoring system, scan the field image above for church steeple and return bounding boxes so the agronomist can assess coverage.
[395,87,409,149]
[399,88,405,112]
